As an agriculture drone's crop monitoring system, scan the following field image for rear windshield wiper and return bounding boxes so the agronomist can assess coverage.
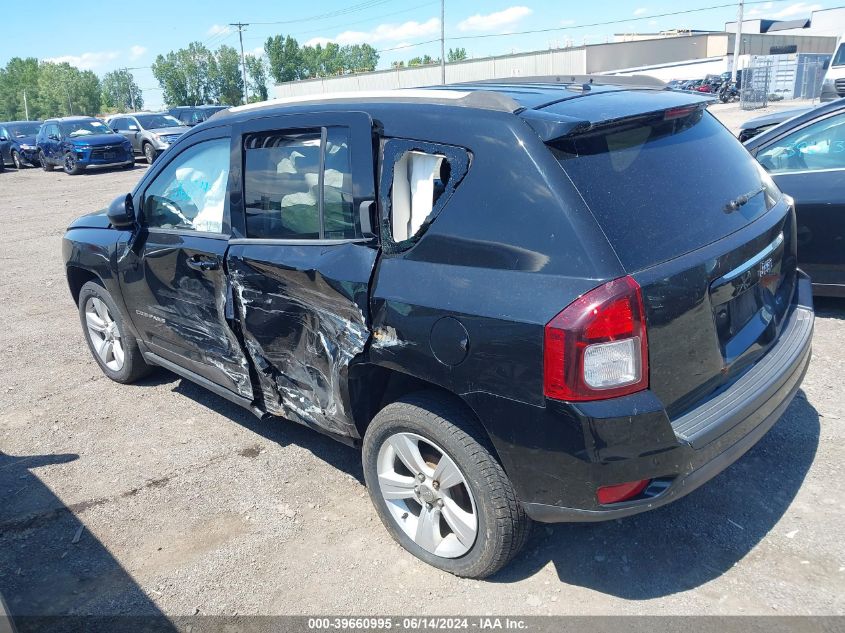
[724,185,765,212]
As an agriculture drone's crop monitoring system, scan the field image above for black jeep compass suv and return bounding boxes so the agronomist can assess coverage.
[62,79,814,578]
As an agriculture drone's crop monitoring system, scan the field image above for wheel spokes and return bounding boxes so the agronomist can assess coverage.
[85,310,107,334]
[388,434,429,476]
[378,471,417,500]
[414,504,443,552]
[432,453,464,490]
[441,496,477,548]
[112,339,125,366]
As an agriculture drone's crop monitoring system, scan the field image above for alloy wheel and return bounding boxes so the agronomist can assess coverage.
[12,151,22,170]
[144,144,155,163]
[376,432,478,558]
[64,152,76,174]
[84,297,125,371]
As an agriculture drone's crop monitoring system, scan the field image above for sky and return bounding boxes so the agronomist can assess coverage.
[0,0,834,109]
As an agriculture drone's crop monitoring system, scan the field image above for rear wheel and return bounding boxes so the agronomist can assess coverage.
[143,142,156,164]
[78,281,152,384]
[362,392,530,578]
[40,151,53,171]
[63,151,83,175]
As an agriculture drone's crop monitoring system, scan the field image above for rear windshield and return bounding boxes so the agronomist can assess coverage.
[552,110,779,271]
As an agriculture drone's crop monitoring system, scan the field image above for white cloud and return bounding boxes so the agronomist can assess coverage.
[304,36,333,47]
[207,24,229,36]
[772,2,822,18]
[633,7,648,16]
[457,6,532,32]
[129,45,147,61]
[745,2,773,17]
[247,46,265,58]
[44,51,120,70]
[308,17,440,47]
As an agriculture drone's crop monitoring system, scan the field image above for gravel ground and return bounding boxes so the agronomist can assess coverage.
[0,121,843,621]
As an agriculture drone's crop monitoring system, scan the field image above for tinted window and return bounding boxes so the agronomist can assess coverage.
[143,138,229,233]
[136,114,181,129]
[552,110,780,271]
[757,112,845,174]
[60,119,112,137]
[832,43,845,67]
[243,127,357,240]
[110,118,126,130]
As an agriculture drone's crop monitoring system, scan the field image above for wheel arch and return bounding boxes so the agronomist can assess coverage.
[66,265,102,304]
[346,363,505,466]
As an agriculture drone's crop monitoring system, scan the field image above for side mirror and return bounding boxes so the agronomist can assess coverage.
[0,135,7,142]
[112,127,120,133]
[107,193,136,228]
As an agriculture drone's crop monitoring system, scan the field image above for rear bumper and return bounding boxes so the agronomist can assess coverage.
[467,273,814,522]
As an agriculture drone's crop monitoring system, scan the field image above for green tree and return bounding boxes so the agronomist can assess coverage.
[36,62,100,117]
[101,69,143,112]
[245,55,269,102]
[214,44,243,105]
[152,42,218,106]
[408,55,437,66]
[265,35,302,83]
[340,44,379,73]
[447,47,468,63]
[0,57,41,120]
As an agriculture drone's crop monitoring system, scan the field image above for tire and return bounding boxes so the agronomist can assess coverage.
[143,142,156,164]
[40,151,53,171]
[63,151,83,175]
[122,161,135,170]
[11,150,23,170]
[78,281,153,384]
[362,392,530,579]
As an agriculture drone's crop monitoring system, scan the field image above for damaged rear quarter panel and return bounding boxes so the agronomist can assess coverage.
[227,242,376,438]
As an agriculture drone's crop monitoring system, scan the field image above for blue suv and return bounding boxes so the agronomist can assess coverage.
[37,116,134,175]
[0,121,42,168]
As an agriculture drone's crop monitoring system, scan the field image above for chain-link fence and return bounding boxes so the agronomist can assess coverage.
[740,54,830,111]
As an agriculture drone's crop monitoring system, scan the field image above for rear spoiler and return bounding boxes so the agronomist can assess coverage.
[520,97,715,144]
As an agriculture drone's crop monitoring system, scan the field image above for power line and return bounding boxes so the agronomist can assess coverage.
[240,1,439,44]
[447,0,792,42]
[243,0,396,26]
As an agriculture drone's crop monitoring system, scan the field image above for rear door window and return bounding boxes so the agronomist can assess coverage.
[243,127,357,240]
[552,110,779,271]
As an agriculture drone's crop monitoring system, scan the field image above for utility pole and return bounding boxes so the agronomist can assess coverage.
[231,22,251,105]
[732,0,744,82]
[440,0,446,85]
[23,90,29,120]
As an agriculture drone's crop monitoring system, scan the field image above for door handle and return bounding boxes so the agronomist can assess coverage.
[186,256,219,271]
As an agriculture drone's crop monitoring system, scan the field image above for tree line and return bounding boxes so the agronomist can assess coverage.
[0,58,140,120]
[0,37,470,120]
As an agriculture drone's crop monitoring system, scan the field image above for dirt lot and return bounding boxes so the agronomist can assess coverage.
[0,122,843,620]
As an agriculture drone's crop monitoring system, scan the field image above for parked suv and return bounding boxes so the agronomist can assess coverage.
[167,105,227,127]
[0,121,42,168]
[37,117,133,175]
[62,82,814,578]
[107,112,190,163]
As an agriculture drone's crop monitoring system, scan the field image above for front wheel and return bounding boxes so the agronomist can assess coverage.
[362,393,530,578]
[63,151,83,175]
[40,151,53,171]
[78,281,152,383]
[11,150,23,170]
[143,142,157,164]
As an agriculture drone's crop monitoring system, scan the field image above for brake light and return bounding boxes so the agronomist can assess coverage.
[543,276,649,401]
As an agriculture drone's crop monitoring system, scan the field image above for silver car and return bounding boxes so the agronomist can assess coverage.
[107,113,190,163]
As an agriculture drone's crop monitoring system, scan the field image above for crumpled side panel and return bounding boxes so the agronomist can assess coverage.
[227,243,375,438]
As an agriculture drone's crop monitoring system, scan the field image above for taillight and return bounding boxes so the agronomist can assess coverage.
[544,276,648,401]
